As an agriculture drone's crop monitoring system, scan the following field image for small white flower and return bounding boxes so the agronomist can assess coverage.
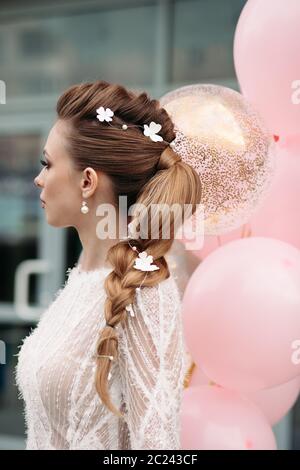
[125,304,135,317]
[96,106,114,122]
[143,121,163,142]
[133,251,160,272]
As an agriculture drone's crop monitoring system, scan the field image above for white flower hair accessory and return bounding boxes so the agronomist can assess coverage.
[143,122,163,142]
[95,106,166,143]
[121,244,159,324]
[113,222,160,322]
[125,304,135,317]
[96,106,114,122]
[133,251,160,272]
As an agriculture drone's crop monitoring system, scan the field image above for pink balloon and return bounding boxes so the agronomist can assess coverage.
[246,376,300,426]
[192,145,300,260]
[234,0,300,137]
[278,134,300,155]
[250,148,300,249]
[189,365,300,426]
[180,385,277,450]
[183,237,300,392]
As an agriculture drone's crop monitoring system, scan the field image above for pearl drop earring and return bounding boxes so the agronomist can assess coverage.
[81,200,89,214]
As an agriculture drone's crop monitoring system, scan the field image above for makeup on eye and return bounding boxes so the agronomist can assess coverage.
[40,149,53,169]
[40,158,49,169]
[42,149,53,163]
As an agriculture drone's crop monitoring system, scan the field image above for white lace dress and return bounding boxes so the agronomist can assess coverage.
[14,264,190,450]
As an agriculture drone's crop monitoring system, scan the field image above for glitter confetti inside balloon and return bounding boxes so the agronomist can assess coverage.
[160,84,276,235]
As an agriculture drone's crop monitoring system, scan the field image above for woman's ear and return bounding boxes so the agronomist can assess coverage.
[80,167,99,196]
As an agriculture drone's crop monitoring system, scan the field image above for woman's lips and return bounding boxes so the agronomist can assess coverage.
[40,198,46,207]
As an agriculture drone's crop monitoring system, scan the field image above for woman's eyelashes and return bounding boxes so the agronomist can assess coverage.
[40,158,49,169]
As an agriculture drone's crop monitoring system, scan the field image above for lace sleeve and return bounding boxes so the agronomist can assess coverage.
[118,276,187,450]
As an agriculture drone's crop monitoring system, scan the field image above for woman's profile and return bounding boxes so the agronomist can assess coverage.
[15,80,201,450]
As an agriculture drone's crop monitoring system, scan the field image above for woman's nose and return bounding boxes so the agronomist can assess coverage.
[34,174,43,188]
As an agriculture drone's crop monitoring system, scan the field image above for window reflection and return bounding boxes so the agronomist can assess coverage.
[0,5,156,98]
[172,0,246,82]
[0,134,41,303]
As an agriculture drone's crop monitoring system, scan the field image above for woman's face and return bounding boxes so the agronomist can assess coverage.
[34,120,84,228]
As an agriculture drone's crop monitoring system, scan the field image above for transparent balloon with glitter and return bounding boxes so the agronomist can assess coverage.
[160,84,277,235]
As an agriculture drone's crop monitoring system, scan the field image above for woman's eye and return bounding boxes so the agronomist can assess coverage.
[40,159,49,169]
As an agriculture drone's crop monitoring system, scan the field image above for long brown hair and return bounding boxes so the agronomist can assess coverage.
[56,80,201,418]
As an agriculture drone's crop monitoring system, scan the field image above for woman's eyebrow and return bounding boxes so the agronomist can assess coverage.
[43,149,52,160]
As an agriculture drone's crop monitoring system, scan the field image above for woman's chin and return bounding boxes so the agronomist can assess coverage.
[44,213,62,228]
[47,216,72,229]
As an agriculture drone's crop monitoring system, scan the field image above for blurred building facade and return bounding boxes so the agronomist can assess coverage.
[0,0,298,450]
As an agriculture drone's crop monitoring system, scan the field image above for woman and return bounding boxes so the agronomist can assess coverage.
[15,80,202,450]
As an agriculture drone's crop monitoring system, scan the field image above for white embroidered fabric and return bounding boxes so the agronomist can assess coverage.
[14,263,190,450]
